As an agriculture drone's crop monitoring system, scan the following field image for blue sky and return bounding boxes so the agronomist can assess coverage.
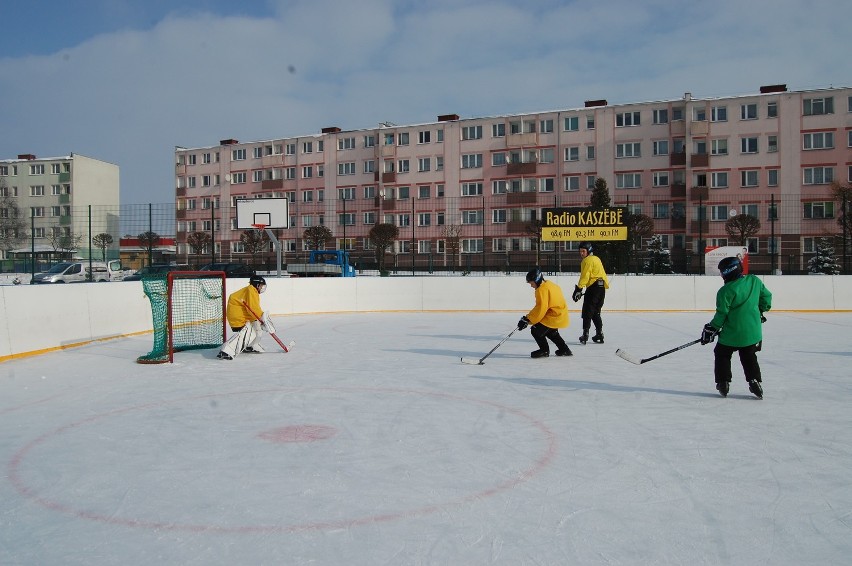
[2,0,851,205]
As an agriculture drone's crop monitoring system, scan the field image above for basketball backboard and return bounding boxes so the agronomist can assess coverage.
[235,197,289,229]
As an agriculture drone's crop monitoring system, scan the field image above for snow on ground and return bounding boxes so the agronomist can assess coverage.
[1,311,851,565]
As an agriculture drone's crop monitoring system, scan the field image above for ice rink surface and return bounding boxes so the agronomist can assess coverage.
[2,311,851,565]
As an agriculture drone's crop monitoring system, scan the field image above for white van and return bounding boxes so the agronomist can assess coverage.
[32,260,129,283]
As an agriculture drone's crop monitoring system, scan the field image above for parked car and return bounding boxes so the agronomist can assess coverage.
[123,264,182,281]
[32,261,126,283]
[199,263,256,278]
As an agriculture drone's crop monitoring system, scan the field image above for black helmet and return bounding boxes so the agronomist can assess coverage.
[250,274,267,292]
[525,267,543,285]
[718,257,743,282]
[579,241,593,254]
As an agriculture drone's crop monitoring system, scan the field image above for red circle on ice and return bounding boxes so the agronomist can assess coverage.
[257,425,337,443]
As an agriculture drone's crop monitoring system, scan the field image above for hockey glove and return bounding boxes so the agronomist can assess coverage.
[572,286,583,302]
[700,323,718,345]
[760,314,767,324]
[517,316,530,331]
[261,312,276,334]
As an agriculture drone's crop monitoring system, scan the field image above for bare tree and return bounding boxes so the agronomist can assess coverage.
[47,230,83,259]
[725,214,761,245]
[368,223,399,273]
[524,219,544,266]
[92,233,113,262]
[441,224,462,271]
[303,225,333,251]
[137,231,161,264]
[186,231,211,267]
[0,179,27,259]
[240,229,269,265]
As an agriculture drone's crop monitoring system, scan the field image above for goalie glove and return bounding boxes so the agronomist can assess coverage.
[261,311,276,334]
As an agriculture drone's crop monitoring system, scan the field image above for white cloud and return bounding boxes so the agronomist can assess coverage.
[1,0,850,204]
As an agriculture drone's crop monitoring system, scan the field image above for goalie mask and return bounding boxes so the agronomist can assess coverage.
[249,275,267,293]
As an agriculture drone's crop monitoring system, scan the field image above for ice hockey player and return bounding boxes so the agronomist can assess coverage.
[700,256,772,398]
[517,267,572,358]
[572,241,610,344]
[217,275,275,360]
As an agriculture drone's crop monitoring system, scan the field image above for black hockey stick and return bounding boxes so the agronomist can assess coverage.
[615,338,701,365]
[461,328,517,365]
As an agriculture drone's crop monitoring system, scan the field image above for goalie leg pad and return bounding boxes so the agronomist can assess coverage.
[220,324,258,358]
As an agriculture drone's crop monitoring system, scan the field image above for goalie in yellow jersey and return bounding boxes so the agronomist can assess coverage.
[217,275,275,360]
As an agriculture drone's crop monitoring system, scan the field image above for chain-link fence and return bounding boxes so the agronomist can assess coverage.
[2,190,850,276]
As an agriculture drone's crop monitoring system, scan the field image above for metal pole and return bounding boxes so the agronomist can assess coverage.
[411,195,415,275]
[770,194,776,274]
[30,210,35,282]
[148,203,153,267]
[210,204,215,266]
[88,205,93,281]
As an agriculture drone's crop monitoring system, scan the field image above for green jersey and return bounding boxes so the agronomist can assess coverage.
[710,275,772,348]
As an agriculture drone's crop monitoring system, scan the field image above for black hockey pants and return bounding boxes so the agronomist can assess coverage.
[714,343,761,385]
[531,323,570,353]
[581,280,606,334]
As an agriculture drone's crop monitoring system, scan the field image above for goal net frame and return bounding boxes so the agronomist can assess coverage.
[137,270,227,364]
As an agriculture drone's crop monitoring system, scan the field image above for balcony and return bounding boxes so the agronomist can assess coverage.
[375,172,396,184]
[374,197,397,211]
[176,187,187,197]
[671,217,686,230]
[507,220,531,233]
[506,191,538,205]
[176,209,187,220]
[670,152,686,166]
[691,186,709,200]
[58,172,71,182]
[506,132,537,147]
[670,183,686,198]
[262,179,284,191]
[506,162,537,176]
[690,153,709,168]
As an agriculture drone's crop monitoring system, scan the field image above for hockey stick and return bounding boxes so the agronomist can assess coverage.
[615,338,701,365]
[242,301,294,353]
[461,328,517,365]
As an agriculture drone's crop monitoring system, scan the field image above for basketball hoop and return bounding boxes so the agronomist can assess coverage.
[252,223,268,231]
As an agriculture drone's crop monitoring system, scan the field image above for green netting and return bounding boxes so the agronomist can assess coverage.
[137,274,224,363]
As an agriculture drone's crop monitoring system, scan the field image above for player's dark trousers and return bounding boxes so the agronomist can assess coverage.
[714,343,761,385]
[531,323,569,353]
[581,282,606,334]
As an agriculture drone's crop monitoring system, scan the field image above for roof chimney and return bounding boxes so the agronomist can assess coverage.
[584,99,607,108]
[438,114,459,122]
[219,138,239,145]
[759,84,787,94]
[321,126,341,133]
[17,154,37,160]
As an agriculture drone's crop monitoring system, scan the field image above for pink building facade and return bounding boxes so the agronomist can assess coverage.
[174,85,852,274]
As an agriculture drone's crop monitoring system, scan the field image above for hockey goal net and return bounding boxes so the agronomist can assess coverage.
[137,271,227,364]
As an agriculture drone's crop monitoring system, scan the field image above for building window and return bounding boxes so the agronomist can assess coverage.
[397,159,410,173]
[616,142,641,158]
[232,149,246,161]
[803,201,834,219]
[338,137,355,150]
[491,123,505,137]
[417,130,431,144]
[740,103,758,120]
[231,172,246,184]
[803,132,834,150]
[364,160,375,174]
[741,170,759,187]
[803,167,834,185]
[615,173,641,189]
[461,182,483,196]
[563,116,579,131]
[492,209,507,224]
[710,205,729,221]
[29,164,45,175]
[564,147,579,161]
[616,111,640,127]
[652,171,670,187]
[363,211,376,225]
[586,146,595,160]
[768,169,779,186]
[652,140,669,156]
[418,157,431,172]
[586,115,595,129]
[803,97,834,116]
[540,119,554,133]
[397,132,409,146]
[767,135,778,153]
[364,135,376,147]
[338,162,356,176]
[693,107,707,121]
[711,106,727,122]
[461,154,482,169]
[462,210,483,225]
[461,125,482,140]
[711,172,729,188]
[652,108,668,124]
[711,138,728,155]
[462,239,484,253]
[740,137,758,154]
[767,101,778,118]
[652,203,669,219]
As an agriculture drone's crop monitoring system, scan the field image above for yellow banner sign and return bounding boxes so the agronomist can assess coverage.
[541,207,628,241]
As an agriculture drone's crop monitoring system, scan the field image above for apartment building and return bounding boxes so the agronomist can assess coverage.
[174,84,852,273]
[0,153,120,262]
